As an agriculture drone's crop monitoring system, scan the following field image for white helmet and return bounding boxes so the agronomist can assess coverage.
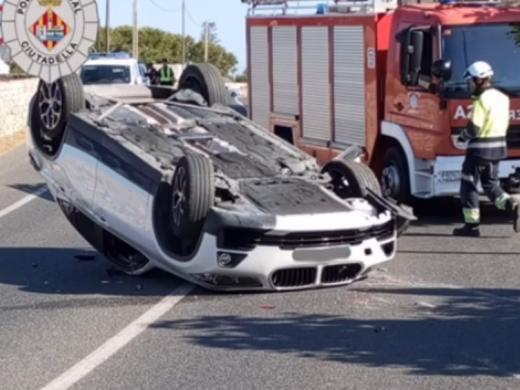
[463,61,493,80]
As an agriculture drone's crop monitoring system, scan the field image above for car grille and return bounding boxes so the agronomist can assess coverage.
[271,267,317,288]
[217,220,394,251]
[321,264,362,284]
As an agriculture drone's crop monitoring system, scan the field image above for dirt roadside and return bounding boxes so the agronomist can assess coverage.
[0,132,26,157]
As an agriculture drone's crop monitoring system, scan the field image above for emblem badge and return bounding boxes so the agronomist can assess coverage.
[0,0,99,83]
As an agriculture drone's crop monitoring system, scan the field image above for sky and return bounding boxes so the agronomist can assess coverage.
[96,0,251,72]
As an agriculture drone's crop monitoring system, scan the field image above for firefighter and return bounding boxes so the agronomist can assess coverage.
[159,59,174,86]
[453,61,520,237]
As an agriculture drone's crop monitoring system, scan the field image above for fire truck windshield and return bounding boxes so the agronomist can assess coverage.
[441,23,520,97]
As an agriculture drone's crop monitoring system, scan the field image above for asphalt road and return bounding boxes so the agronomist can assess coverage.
[1,145,520,390]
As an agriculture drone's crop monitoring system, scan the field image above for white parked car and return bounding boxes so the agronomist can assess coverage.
[79,52,146,86]
[26,63,414,291]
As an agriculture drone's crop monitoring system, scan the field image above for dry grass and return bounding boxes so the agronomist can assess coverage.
[0,131,26,157]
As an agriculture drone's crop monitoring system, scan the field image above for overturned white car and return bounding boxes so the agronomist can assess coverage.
[27,64,414,291]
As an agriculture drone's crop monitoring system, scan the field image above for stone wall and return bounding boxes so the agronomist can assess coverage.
[0,76,246,139]
[0,75,38,138]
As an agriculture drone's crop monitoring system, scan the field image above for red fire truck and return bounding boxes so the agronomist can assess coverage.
[244,0,520,204]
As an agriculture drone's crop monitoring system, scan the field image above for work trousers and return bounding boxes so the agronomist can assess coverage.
[460,156,510,224]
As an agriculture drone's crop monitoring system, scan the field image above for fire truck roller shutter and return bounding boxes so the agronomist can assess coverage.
[272,26,298,115]
[249,26,270,129]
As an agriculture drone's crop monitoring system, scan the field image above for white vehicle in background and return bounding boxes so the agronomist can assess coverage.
[80,52,147,86]
[138,62,150,85]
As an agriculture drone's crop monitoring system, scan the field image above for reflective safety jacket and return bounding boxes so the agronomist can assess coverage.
[460,87,510,160]
[160,66,173,82]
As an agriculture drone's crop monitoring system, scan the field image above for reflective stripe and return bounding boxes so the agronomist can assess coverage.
[467,141,507,149]
[462,208,480,223]
[461,173,473,182]
[494,192,510,210]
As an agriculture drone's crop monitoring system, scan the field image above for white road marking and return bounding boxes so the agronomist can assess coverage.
[0,186,48,219]
[39,283,194,390]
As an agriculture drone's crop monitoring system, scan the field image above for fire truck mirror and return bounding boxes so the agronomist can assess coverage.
[407,30,424,86]
[431,59,452,82]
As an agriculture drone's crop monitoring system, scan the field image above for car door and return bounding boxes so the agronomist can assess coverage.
[55,129,99,214]
[92,145,152,248]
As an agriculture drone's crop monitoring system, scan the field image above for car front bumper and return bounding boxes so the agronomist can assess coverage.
[158,209,396,292]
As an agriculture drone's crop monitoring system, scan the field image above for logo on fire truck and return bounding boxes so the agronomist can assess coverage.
[0,0,99,83]
[454,105,520,121]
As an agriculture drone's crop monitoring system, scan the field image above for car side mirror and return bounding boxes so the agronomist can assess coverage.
[431,59,452,81]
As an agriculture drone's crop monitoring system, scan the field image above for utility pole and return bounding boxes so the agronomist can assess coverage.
[105,0,110,52]
[181,0,186,69]
[132,0,138,58]
[204,21,209,62]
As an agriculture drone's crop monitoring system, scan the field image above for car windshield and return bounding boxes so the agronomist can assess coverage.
[80,64,131,85]
[442,23,520,96]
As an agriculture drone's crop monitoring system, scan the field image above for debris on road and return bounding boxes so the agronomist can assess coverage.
[373,326,387,333]
[75,253,96,261]
[416,301,436,309]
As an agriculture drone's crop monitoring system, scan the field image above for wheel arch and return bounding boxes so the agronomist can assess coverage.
[379,121,417,194]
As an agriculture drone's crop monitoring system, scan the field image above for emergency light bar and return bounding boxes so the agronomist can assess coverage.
[244,0,398,14]
[89,52,132,59]
[243,0,518,14]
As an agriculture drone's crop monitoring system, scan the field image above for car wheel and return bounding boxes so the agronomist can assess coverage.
[171,154,215,250]
[178,63,228,106]
[322,160,382,198]
[35,73,84,139]
[381,146,410,204]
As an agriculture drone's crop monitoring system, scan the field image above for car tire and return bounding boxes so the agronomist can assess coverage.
[171,154,215,249]
[178,63,228,106]
[381,146,410,204]
[322,160,382,198]
[34,73,84,139]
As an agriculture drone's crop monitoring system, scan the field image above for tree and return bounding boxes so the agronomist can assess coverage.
[94,26,238,77]
[234,69,247,83]
[200,21,219,44]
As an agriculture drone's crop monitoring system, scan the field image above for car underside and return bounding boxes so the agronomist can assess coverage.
[26,63,415,291]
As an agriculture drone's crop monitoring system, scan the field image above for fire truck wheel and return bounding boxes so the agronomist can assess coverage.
[321,160,381,198]
[381,146,410,204]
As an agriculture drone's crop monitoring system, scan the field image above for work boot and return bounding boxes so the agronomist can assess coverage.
[452,224,480,237]
[506,198,520,233]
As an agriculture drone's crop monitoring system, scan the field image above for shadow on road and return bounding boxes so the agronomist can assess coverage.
[8,183,52,201]
[152,286,520,378]
[0,247,184,304]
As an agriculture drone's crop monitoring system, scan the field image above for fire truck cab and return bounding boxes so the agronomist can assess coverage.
[244,0,520,204]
